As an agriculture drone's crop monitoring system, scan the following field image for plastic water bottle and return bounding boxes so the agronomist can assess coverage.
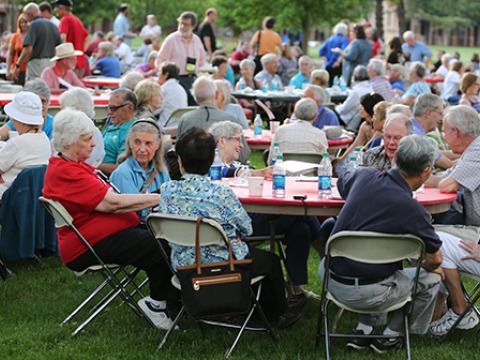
[254,114,263,139]
[356,149,363,168]
[262,85,268,93]
[339,77,347,92]
[272,155,286,197]
[271,77,279,91]
[318,152,332,198]
[239,82,245,90]
[333,76,340,89]
[349,147,362,171]
[209,149,222,181]
[271,142,282,165]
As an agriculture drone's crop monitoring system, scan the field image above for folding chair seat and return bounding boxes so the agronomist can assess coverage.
[315,231,425,360]
[146,213,276,358]
[38,196,152,336]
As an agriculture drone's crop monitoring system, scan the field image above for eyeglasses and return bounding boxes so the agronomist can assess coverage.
[227,136,242,143]
[383,134,403,142]
[431,109,444,117]
[106,103,130,112]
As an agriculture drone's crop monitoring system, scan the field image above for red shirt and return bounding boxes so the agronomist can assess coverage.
[230,50,249,74]
[58,13,89,69]
[43,157,139,264]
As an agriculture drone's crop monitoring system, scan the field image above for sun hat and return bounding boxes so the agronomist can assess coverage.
[50,43,83,62]
[4,92,44,125]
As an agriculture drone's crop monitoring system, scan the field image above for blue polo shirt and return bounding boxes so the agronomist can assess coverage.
[330,167,442,279]
[312,105,339,129]
[289,72,310,90]
[102,118,136,164]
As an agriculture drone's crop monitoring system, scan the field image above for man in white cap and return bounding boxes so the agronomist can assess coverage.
[0,92,51,196]
[40,43,85,90]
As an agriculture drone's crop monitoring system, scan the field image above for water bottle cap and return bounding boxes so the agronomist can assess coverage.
[273,142,279,146]
[322,152,329,157]
[277,155,283,160]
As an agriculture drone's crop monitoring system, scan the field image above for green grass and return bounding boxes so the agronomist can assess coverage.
[1,244,480,359]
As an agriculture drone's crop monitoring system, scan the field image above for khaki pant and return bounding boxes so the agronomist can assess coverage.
[26,59,51,82]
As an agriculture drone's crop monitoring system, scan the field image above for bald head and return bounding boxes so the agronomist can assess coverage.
[24,2,40,19]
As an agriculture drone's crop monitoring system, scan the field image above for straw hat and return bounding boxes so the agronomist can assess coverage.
[50,43,83,62]
[4,92,43,125]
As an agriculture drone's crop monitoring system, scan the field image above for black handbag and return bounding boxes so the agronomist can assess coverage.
[176,217,253,318]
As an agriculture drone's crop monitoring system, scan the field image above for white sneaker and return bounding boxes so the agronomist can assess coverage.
[429,308,479,336]
[137,298,179,330]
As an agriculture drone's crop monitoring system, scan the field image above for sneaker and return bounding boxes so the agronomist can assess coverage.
[346,329,372,350]
[270,311,303,331]
[137,298,179,330]
[370,337,404,354]
[287,293,307,313]
[429,308,479,336]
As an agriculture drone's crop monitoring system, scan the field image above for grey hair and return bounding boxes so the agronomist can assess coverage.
[333,22,348,36]
[298,55,313,66]
[368,58,386,76]
[118,119,166,171]
[24,78,51,102]
[396,135,437,178]
[214,79,230,107]
[240,58,255,71]
[147,51,158,62]
[403,30,415,41]
[444,105,480,138]
[119,71,144,91]
[294,98,318,121]
[209,120,242,143]
[192,76,216,103]
[110,88,138,108]
[52,108,95,152]
[99,41,114,57]
[304,84,326,104]
[441,53,452,65]
[387,104,412,118]
[413,93,443,118]
[409,61,427,78]
[260,53,277,68]
[59,87,95,118]
[353,65,370,82]
[178,11,198,27]
[384,113,413,135]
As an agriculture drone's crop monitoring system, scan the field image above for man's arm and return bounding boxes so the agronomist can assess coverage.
[434,154,455,170]
[439,176,460,193]
[13,46,32,79]
[203,36,212,58]
[422,249,442,272]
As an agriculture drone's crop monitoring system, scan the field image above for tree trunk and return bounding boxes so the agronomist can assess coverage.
[302,20,310,55]
[375,0,384,39]
[397,0,408,35]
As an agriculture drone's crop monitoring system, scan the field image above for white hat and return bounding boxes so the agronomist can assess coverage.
[50,43,83,62]
[4,92,44,125]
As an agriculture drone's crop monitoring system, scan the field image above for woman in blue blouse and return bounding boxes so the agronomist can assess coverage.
[110,119,170,220]
[159,127,303,329]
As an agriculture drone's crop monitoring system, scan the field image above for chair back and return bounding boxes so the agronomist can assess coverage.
[325,231,424,264]
[282,152,323,164]
[146,213,229,248]
[38,196,74,228]
[164,106,198,128]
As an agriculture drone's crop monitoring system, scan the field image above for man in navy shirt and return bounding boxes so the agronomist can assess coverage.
[319,135,443,353]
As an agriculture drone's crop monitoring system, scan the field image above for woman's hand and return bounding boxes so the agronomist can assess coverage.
[460,240,480,262]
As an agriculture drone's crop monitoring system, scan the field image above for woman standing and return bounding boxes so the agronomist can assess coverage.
[250,17,283,74]
[6,13,28,85]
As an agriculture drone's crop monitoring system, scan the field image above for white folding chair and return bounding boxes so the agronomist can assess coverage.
[38,196,152,336]
[146,213,276,358]
[316,231,425,360]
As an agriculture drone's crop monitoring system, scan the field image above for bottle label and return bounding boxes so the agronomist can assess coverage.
[210,166,221,181]
[272,174,285,190]
[318,176,332,191]
[254,125,262,135]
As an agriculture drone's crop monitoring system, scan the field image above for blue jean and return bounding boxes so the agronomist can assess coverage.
[250,213,321,285]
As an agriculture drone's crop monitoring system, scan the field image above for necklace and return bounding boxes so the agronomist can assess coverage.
[58,152,75,162]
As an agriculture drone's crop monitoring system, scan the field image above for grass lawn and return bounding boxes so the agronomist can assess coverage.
[2,216,480,359]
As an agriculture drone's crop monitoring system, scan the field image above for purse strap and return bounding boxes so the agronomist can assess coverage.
[256,30,262,53]
[140,168,158,193]
[195,217,235,274]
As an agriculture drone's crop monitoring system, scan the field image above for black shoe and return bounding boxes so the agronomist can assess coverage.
[271,311,303,331]
[370,337,404,354]
[346,329,372,350]
[288,293,307,313]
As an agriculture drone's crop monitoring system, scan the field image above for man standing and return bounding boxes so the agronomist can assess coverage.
[99,89,138,175]
[426,105,480,335]
[402,30,432,64]
[367,59,394,101]
[177,77,250,163]
[320,135,442,353]
[14,3,61,82]
[302,85,339,129]
[289,56,313,90]
[39,2,60,27]
[157,11,206,106]
[363,114,413,171]
[113,3,136,47]
[197,8,218,59]
[53,0,89,78]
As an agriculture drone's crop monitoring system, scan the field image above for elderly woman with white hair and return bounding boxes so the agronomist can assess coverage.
[235,58,263,91]
[43,108,178,329]
[214,80,249,129]
[110,119,170,220]
[0,91,51,196]
[58,87,105,167]
[319,22,349,87]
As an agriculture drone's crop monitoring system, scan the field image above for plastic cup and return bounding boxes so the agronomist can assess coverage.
[247,176,264,196]
[269,121,280,134]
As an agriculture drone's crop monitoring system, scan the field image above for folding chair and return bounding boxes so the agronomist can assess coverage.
[164,106,198,128]
[38,196,153,336]
[146,213,276,358]
[316,231,425,360]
